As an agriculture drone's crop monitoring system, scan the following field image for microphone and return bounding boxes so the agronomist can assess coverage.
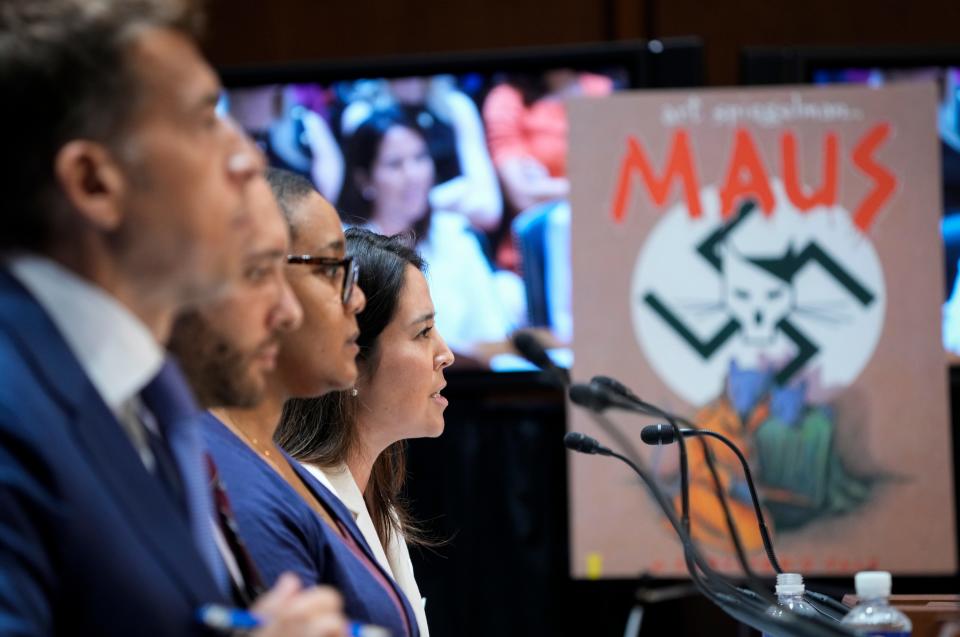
[638,423,849,618]
[568,380,641,413]
[564,422,855,637]
[640,422,685,444]
[591,374,642,403]
[563,431,609,455]
[568,374,851,623]
[568,382,611,412]
[510,330,570,386]
[640,423,780,574]
[572,375,766,608]
[640,423,847,619]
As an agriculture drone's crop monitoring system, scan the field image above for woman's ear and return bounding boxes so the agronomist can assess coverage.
[53,140,127,232]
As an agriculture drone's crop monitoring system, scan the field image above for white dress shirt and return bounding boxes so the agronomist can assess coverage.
[7,255,164,414]
[303,463,431,637]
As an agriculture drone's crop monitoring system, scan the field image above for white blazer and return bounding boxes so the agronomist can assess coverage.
[302,463,430,637]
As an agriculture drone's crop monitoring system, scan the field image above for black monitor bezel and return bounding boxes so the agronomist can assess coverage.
[220,38,704,90]
[740,43,960,85]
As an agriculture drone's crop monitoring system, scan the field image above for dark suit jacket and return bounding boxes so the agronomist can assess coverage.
[203,414,421,637]
[0,269,227,637]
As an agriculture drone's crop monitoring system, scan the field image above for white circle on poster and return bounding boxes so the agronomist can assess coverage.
[630,182,886,407]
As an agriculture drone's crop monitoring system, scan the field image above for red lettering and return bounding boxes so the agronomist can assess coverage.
[609,124,895,231]
[852,123,897,231]
[782,131,838,210]
[720,128,775,219]
[611,130,702,223]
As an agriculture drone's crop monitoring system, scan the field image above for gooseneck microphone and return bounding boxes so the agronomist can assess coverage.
[639,423,848,618]
[581,375,847,620]
[640,422,683,444]
[510,330,570,386]
[565,430,855,637]
[579,376,763,594]
[640,423,782,575]
[562,431,607,455]
[592,374,644,404]
[569,378,696,578]
[567,380,630,412]
[572,377,854,622]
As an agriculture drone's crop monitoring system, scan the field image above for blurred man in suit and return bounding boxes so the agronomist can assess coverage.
[0,1,346,635]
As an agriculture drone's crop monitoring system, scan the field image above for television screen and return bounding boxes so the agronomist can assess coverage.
[741,47,960,357]
[221,40,703,372]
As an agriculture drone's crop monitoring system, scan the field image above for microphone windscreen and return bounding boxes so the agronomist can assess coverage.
[563,431,601,454]
[568,382,608,412]
[591,375,636,400]
[640,423,677,445]
[511,331,553,369]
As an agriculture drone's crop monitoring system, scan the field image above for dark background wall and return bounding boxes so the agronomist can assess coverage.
[203,0,960,86]
[202,2,960,635]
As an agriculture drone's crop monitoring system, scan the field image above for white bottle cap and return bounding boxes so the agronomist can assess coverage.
[775,572,805,595]
[854,571,892,599]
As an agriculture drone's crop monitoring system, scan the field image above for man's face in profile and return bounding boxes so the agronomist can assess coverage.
[170,177,302,408]
[113,27,264,306]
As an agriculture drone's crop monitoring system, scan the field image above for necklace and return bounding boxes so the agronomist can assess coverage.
[218,412,350,538]
[239,430,274,458]
[220,413,284,472]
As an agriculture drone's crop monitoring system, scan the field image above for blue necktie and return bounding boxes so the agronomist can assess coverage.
[141,360,230,595]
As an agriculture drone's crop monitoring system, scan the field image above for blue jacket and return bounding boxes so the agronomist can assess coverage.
[0,270,226,636]
[202,414,420,637]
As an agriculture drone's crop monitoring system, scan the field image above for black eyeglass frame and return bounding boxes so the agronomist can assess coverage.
[286,254,360,304]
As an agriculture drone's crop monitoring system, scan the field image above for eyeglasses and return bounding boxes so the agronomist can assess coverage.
[286,255,360,304]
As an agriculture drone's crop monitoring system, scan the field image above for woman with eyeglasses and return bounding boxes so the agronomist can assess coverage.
[276,228,455,637]
[201,167,420,637]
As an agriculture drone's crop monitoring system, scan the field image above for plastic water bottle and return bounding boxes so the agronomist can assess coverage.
[840,571,912,636]
[762,573,818,637]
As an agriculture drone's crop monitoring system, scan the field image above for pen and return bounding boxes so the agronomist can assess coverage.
[196,604,392,637]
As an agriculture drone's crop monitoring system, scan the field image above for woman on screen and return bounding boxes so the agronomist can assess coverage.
[340,76,502,232]
[338,107,524,359]
[277,228,455,637]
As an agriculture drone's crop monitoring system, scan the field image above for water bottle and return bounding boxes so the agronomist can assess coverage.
[840,571,912,636]
[762,573,818,637]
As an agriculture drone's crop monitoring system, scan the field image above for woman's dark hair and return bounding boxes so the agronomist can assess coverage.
[336,107,433,242]
[276,227,433,548]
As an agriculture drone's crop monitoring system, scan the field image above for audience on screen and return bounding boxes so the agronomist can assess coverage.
[341,76,503,231]
[338,107,524,359]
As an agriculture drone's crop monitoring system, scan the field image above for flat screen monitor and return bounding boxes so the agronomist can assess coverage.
[220,39,704,373]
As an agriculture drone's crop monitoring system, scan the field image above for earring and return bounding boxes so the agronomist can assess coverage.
[350,387,359,397]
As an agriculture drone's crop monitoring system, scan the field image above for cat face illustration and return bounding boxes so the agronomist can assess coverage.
[721,244,795,345]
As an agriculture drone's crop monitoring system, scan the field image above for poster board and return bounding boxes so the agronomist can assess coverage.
[567,83,956,577]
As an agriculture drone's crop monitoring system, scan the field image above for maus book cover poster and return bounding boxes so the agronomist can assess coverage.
[567,83,956,578]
